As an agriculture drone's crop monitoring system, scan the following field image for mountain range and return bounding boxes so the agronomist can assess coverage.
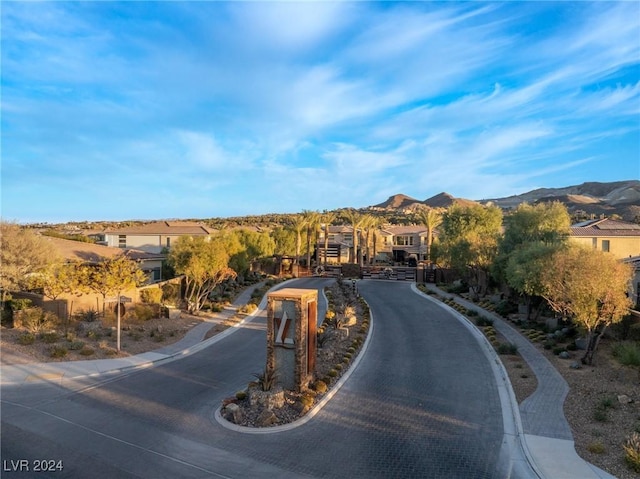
[370,180,640,222]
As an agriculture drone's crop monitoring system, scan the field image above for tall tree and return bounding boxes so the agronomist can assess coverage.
[539,245,633,365]
[0,222,56,301]
[87,255,147,350]
[414,206,443,263]
[302,210,321,270]
[168,235,237,315]
[287,215,307,276]
[342,209,363,264]
[359,214,379,266]
[497,201,572,317]
[438,204,503,298]
[321,212,337,269]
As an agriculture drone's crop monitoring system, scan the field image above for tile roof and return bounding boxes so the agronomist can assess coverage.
[570,218,640,237]
[105,221,213,235]
[43,236,162,263]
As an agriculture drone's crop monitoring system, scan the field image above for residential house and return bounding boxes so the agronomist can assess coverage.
[104,221,214,254]
[378,225,430,265]
[18,236,165,318]
[570,218,640,309]
[316,225,353,264]
[569,218,640,259]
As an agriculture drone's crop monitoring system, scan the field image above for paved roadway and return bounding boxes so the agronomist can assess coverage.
[1,279,504,478]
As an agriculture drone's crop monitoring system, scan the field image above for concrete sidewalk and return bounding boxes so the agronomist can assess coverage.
[418,283,617,479]
[1,281,271,386]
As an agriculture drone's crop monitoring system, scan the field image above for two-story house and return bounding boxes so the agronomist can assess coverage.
[570,218,640,309]
[104,221,214,254]
[378,226,430,265]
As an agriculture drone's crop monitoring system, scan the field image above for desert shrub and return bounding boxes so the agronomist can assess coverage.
[68,340,85,350]
[132,304,155,322]
[552,346,566,356]
[239,303,258,314]
[466,308,479,317]
[624,432,640,473]
[495,300,517,317]
[235,390,247,401]
[252,368,278,392]
[313,380,328,393]
[593,408,609,422]
[79,309,100,322]
[327,369,338,378]
[17,333,36,345]
[612,341,640,367]
[86,330,102,340]
[300,393,314,408]
[40,332,60,344]
[79,346,95,356]
[161,283,181,306]
[14,308,58,333]
[497,342,518,355]
[587,441,606,454]
[49,345,68,358]
[140,288,163,304]
[475,316,494,327]
[103,347,118,356]
[334,363,343,371]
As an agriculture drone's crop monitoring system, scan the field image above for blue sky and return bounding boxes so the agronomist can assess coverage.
[2,1,639,224]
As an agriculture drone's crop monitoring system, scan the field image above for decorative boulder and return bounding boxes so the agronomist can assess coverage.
[248,385,285,410]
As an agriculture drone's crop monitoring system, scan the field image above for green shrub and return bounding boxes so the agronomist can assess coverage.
[79,309,100,322]
[140,288,163,304]
[475,316,494,327]
[132,304,155,322]
[466,308,478,317]
[552,346,566,356]
[612,342,640,367]
[497,342,518,355]
[40,332,60,344]
[235,390,247,401]
[313,380,328,393]
[239,303,258,314]
[252,368,278,392]
[624,432,640,472]
[161,283,181,306]
[327,369,338,378]
[587,441,606,454]
[79,347,95,356]
[593,408,609,422]
[334,363,343,371]
[17,333,36,345]
[50,345,68,358]
[495,300,517,317]
[14,308,58,333]
[68,340,85,350]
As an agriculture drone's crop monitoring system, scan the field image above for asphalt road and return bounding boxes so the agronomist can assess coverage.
[1,279,504,479]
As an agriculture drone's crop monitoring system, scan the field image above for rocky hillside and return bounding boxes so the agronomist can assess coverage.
[369,180,640,221]
[480,180,640,221]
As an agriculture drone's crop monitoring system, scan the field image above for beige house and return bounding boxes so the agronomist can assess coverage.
[104,221,213,254]
[378,226,430,265]
[569,218,640,259]
[570,218,640,309]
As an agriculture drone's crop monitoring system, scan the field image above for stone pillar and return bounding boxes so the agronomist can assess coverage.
[266,288,318,392]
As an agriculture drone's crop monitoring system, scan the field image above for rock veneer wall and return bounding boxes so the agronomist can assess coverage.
[266,288,318,393]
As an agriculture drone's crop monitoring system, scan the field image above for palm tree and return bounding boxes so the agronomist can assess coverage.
[321,211,337,269]
[415,206,443,264]
[288,214,307,276]
[342,209,363,265]
[360,214,378,266]
[302,210,321,271]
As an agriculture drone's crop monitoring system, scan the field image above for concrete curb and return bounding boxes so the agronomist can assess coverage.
[215,283,374,434]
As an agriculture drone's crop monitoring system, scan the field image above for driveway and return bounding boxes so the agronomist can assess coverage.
[1,279,503,478]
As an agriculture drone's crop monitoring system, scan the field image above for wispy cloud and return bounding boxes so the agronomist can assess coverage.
[1,1,637,222]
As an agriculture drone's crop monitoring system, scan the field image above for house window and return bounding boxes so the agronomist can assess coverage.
[592,238,597,249]
[394,235,414,246]
[166,237,171,248]
[151,268,161,282]
[118,235,126,248]
[343,233,353,243]
[601,240,610,252]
